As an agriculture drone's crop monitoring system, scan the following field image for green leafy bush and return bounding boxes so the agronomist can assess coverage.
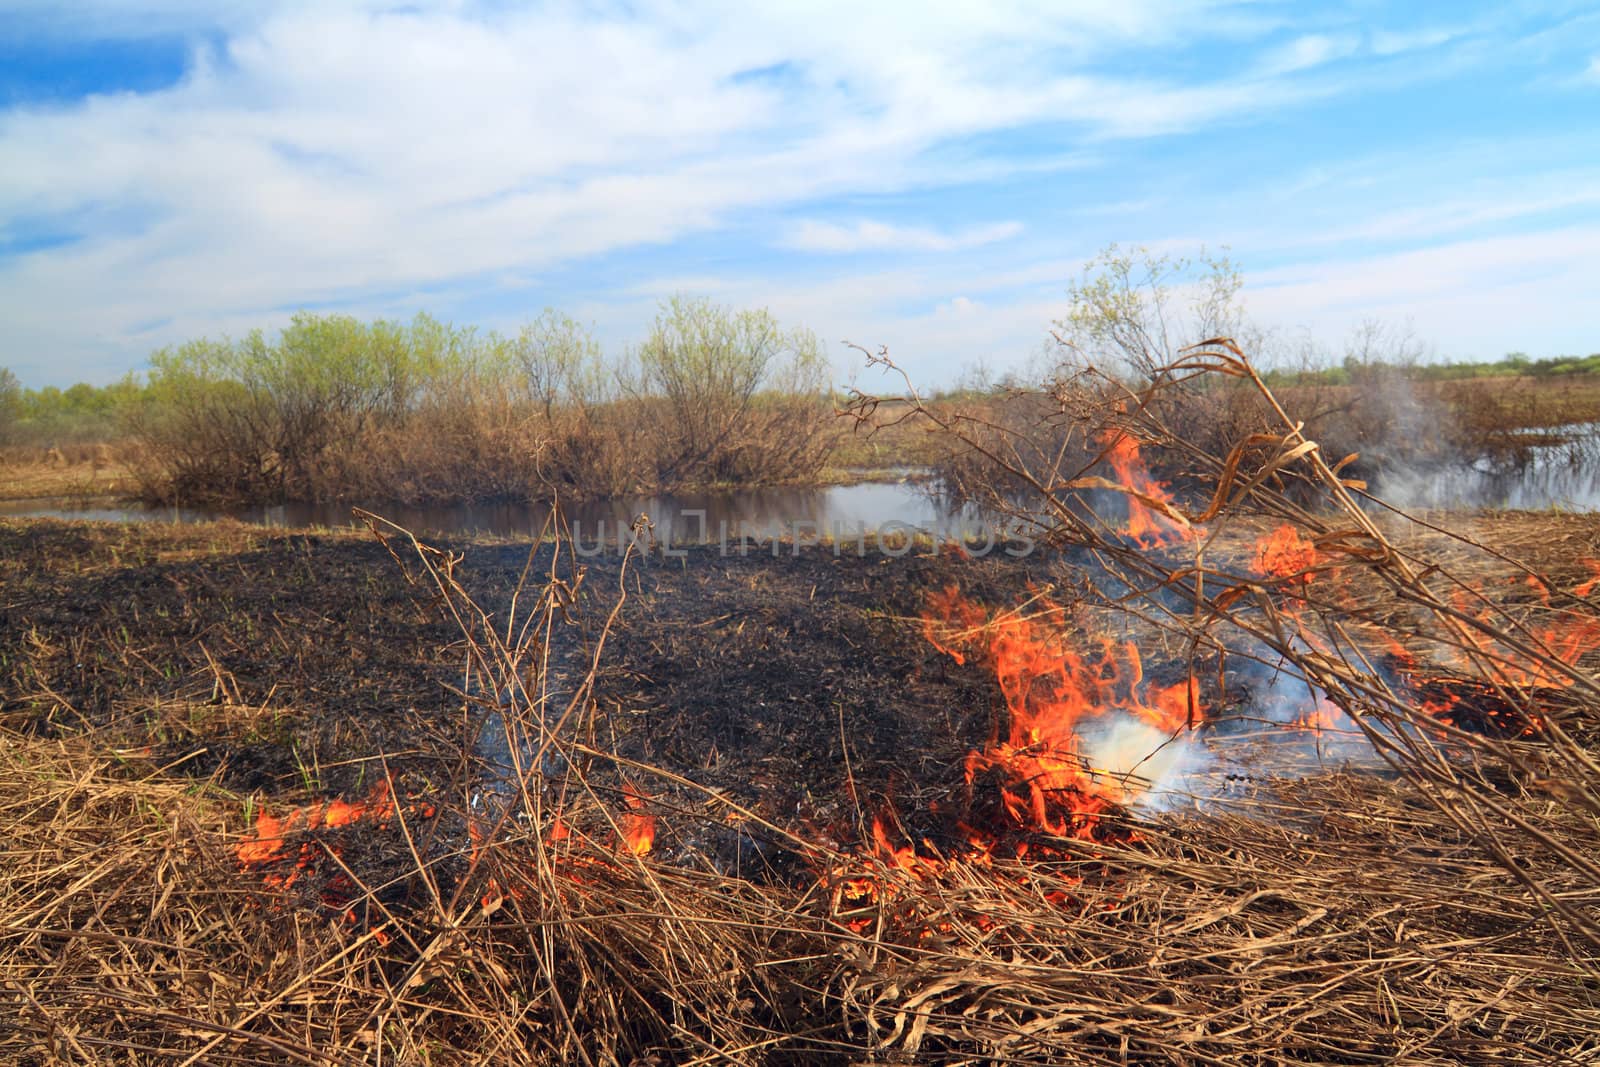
[125,302,836,506]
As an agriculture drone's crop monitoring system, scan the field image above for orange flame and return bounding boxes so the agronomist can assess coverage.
[235,782,399,868]
[1253,524,1320,588]
[925,586,1200,843]
[1288,696,1355,735]
[1572,559,1600,599]
[1443,577,1600,690]
[620,789,657,857]
[1099,431,1196,548]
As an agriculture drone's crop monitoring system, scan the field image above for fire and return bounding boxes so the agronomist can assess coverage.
[235,783,435,914]
[1253,524,1321,588]
[1574,559,1600,599]
[819,585,1202,910]
[1246,524,1599,736]
[236,782,400,872]
[620,789,657,857]
[1436,573,1600,691]
[924,585,1201,847]
[1372,560,1600,737]
[1099,430,1196,548]
[1288,696,1355,735]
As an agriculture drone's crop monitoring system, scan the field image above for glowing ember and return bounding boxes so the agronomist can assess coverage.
[620,789,657,856]
[1440,574,1600,690]
[1383,649,1549,738]
[234,783,437,910]
[235,782,399,869]
[1573,559,1600,599]
[1288,696,1355,735]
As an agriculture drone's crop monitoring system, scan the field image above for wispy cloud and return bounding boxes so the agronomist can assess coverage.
[1286,175,1600,248]
[0,0,1343,380]
[0,1,1593,383]
[783,219,1023,254]
[1257,33,1359,76]
[1368,25,1468,57]
[1249,227,1600,359]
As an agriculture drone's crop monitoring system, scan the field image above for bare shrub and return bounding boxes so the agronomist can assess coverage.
[1040,246,1521,498]
[1055,243,1256,379]
[511,310,650,498]
[338,379,551,505]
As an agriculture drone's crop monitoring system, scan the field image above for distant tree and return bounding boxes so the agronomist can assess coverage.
[0,367,20,444]
[508,310,608,417]
[1339,318,1428,383]
[1053,244,1260,378]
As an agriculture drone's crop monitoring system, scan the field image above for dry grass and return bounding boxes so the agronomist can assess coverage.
[827,397,957,473]
[4,348,1600,1062]
[2,727,1596,1063]
[0,443,142,501]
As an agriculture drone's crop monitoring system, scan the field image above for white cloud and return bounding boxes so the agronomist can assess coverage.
[1258,33,1358,76]
[0,1,1583,384]
[1248,227,1600,361]
[784,219,1023,254]
[1368,25,1466,57]
[1288,175,1600,247]
[0,0,1333,381]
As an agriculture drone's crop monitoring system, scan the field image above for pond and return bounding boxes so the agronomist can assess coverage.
[0,478,1001,546]
[7,427,1600,539]
[1378,424,1600,511]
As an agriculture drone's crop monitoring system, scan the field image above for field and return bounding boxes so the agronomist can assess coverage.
[4,347,1600,1063]
[4,496,1600,1062]
[0,443,142,501]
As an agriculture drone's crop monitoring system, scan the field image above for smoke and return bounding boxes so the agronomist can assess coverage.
[1342,361,1600,511]
[1246,660,1331,726]
[1077,714,1213,813]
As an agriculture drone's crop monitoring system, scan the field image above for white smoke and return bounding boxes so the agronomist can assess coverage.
[1076,714,1213,813]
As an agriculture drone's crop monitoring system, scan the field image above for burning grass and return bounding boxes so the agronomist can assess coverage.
[5,342,1600,1060]
[4,511,1597,1063]
[3,725,1597,1063]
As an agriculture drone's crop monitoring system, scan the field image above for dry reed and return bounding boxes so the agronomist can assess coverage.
[4,343,1600,1062]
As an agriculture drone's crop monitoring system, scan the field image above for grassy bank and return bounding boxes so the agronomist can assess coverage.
[0,442,142,500]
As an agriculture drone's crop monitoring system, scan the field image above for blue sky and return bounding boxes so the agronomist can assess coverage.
[1,0,1597,388]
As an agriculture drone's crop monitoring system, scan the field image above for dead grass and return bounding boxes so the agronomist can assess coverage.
[2,725,1596,1063]
[827,397,958,472]
[0,443,142,501]
[5,346,1600,1061]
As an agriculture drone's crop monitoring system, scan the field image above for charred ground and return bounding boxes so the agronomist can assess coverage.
[5,513,1600,1063]
[8,513,1597,808]
[0,519,1071,819]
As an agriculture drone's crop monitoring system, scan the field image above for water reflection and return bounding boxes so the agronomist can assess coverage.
[0,481,999,543]
[1379,424,1600,511]
[6,429,1600,536]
